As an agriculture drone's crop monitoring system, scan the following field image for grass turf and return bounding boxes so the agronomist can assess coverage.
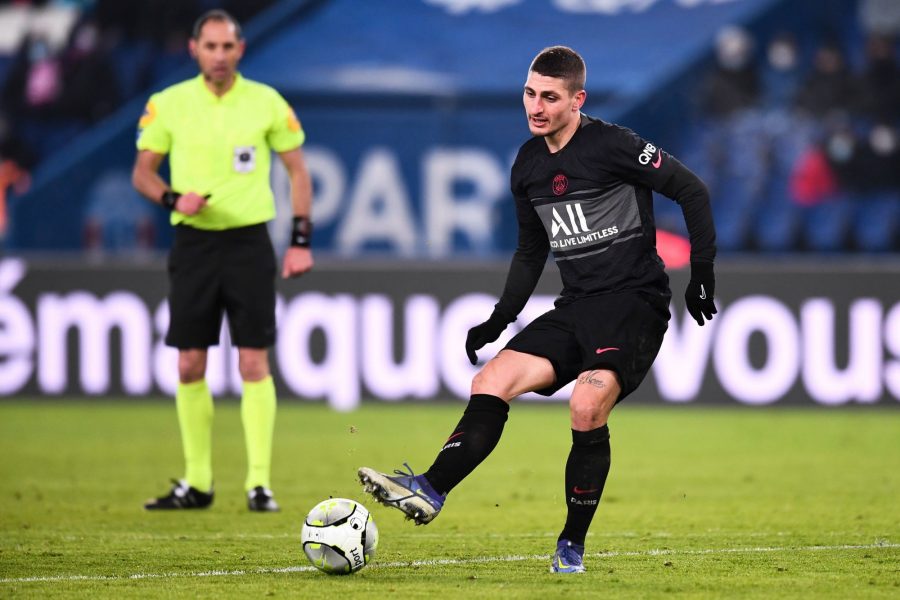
[0,401,898,598]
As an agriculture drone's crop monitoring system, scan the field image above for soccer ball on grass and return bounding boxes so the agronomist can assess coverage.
[301,498,378,574]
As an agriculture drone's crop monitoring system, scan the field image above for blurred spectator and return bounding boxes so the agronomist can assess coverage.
[57,19,121,122]
[856,35,900,122]
[789,141,838,206]
[1,33,64,119]
[859,0,900,36]
[701,25,760,117]
[793,41,856,118]
[0,114,35,242]
[822,122,867,192]
[853,124,900,192]
[762,31,802,106]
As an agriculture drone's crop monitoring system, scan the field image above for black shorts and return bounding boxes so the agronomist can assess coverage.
[166,223,276,349]
[505,292,670,401]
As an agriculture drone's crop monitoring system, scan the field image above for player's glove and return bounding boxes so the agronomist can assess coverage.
[685,261,717,326]
[465,312,509,365]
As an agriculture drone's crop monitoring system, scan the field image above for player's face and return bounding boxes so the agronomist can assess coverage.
[523,72,585,140]
[190,20,245,86]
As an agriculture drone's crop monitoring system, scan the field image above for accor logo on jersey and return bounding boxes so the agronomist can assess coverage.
[638,142,662,169]
[552,173,568,196]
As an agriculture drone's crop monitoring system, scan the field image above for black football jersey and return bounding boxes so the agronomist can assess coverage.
[495,114,715,322]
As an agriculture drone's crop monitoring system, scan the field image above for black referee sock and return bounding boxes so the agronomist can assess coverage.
[559,425,611,547]
[423,394,510,496]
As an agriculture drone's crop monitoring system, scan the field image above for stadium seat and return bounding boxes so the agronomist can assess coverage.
[804,198,853,252]
[853,193,900,252]
[755,198,801,252]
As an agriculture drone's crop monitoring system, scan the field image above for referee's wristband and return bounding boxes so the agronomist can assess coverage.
[160,190,180,211]
[290,216,312,248]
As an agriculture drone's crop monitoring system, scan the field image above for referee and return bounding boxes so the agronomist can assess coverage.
[132,10,313,512]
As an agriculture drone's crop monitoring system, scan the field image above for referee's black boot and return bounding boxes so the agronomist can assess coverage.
[144,479,214,510]
[247,486,280,512]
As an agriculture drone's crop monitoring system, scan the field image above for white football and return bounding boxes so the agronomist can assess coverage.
[301,498,378,574]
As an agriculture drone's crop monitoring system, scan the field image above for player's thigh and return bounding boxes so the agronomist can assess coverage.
[165,226,224,348]
[570,368,621,430]
[472,349,556,400]
[221,225,277,348]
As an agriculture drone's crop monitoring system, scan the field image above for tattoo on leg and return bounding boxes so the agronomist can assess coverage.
[577,370,606,389]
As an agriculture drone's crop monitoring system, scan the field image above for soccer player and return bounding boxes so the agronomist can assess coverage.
[358,46,716,573]
[132,10,313,512]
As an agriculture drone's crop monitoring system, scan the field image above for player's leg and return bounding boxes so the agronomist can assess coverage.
[222,224,279,511]
[359,350,556,524]
[175,349,215,494]
[552,368,619,573]
[146,226,221,509]
[421,349,555,495]
[551,292,670,572]
[237,347,279,511]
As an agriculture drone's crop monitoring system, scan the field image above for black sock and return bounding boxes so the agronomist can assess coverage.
[559,425,611,547]
[423,394,510,495]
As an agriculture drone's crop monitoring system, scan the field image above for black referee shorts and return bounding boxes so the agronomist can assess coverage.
[505,292,670,401]
[166,223,276,349]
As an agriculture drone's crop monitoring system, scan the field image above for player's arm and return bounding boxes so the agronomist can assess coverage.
[603,126,717,326]
[278,147,314,279]
[655,158,717,326]
[131,150,207,215]
[465,194,549,365]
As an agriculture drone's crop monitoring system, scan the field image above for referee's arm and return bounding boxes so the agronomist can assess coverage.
[278,147,314,278]
[132,150,207,215]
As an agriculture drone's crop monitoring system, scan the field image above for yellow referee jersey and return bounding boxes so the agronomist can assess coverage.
[136,73,305,230]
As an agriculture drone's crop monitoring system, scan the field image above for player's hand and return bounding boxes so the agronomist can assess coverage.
[465,313,509,365]
[685,261,717,326]
[175,192,208,215]
[282,246,313,279]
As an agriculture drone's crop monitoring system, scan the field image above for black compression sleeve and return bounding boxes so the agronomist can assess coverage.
[493,200,549,323]
[658,159,716,263]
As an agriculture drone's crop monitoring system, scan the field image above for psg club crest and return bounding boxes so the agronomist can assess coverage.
[552,173,568,196]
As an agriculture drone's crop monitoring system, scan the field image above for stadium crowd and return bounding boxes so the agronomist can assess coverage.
[0,0,898,252]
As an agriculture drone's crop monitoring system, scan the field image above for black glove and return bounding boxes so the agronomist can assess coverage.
[465,312,509,365]
[685,261,717,326]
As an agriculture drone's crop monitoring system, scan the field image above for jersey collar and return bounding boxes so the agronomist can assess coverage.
[194,72,245,102]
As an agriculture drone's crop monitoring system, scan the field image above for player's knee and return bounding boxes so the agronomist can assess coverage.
[471,363,512,399]
[238,351,270,382]
[177,351,206,383]
[569,395,614,430]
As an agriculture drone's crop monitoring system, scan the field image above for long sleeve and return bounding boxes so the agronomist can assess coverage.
[493,195,550,323]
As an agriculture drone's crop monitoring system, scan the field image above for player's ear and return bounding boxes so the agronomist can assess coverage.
[573,90,586,111]
[188,38,198,59]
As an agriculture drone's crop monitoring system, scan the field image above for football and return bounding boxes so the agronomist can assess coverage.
[300,498,378,574]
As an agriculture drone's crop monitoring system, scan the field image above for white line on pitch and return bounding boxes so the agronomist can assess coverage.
[1,542,896,584]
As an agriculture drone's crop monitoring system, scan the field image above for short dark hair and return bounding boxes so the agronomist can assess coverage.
[529,46,586,92]
[192,9,243,40]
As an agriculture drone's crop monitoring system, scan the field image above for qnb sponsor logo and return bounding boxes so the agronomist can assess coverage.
[638,142,662,167]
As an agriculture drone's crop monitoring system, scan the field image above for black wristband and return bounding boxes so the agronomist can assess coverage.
[290,216,312,248]
[160,190,180,211]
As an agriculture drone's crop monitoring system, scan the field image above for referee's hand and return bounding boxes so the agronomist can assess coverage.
[175,192,208,215]
[282,247,313,279]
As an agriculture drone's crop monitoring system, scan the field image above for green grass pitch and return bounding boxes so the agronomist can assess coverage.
[1,400,898,598]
